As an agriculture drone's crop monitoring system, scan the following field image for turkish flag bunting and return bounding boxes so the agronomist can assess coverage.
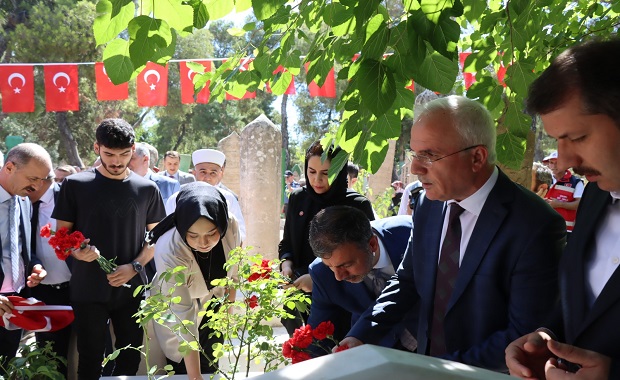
[179,60,212,104]
[306,63,336,98]
[225,58,256,100]
[0,65,35,113]
[497,64,507,87]
[0,296,74,332]
[44,64,79,112]
[137,62,168,107]
[95,62,128,101]
[266,66,296,95]
[459,53,476,90]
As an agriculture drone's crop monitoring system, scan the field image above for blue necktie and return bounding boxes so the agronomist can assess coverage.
[9,196,25,293]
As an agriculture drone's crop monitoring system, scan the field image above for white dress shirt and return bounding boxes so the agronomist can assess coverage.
[36,184,72,285]
[439,167,499,266]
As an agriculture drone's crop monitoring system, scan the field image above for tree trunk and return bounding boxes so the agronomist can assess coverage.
[281,94,290,169]
[172,112,191,151]
[56,112,84,168]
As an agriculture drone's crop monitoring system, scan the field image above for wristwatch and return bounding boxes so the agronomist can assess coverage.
[132,261,148,284]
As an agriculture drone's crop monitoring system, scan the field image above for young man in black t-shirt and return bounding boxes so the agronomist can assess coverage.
[53,119,166,379]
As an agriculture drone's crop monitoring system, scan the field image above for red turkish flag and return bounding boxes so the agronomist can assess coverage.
[306,63,336,98]
[137,62,168,107]
[0,65,35,113]
[459,52,476,90]
[44,65,79,112]
[179,60,212,104]
[225,58,256,100]
[95,62,128,101]
[0,296,74,332]
[266,66,296,95]
[497,64,507,87]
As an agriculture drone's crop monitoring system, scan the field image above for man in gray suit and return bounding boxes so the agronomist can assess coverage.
[162,150,195,185]
[129,143,180,203]
[0,143,51,372]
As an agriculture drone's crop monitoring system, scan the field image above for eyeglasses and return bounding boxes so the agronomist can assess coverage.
[406,145,483,167]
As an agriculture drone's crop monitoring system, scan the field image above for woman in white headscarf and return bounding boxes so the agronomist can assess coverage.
[148,182,241,379]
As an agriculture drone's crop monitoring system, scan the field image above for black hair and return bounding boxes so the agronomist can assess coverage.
[95,118,135,149]
[309,205,373,259]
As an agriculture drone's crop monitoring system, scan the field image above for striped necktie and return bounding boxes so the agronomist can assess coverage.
[9,196,25,293]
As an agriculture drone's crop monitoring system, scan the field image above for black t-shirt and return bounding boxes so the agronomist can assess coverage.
[52,169,166,303]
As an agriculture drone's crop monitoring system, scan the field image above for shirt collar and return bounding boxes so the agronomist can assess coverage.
[0,184,12,203]
[451,166,499,217]
[374,234,391,269]
[40,182,56,205]
[610,191,620,204]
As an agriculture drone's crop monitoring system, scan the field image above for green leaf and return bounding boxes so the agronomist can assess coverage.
[466,76,503,111]
[235,0,252,12]
[417,51,458,94]
[193,1,210,28]
[356,59,396,117]
[504,98,530,138]
[429,13,460,58]
[150,29,177,65]
[505,60,536,96]
[205,0,235,20]
[103,38,134,84]
[496,132,526,169]
[128,16,173,68]
[323,3,354,27]
[253,0,286,20]
[228,27,246,37]
[328,149,349,185]
[361,14,389,60]
[94,0,135,46]
[152,0,194,34]
[270,71,294,95]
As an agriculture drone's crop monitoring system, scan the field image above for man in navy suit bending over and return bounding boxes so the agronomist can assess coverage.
[307,206,416,353]
[340,95,566,372]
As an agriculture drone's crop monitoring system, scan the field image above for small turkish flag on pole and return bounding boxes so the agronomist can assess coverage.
[137,62,168,107]
[95,62,128,101]
[0,65,35,113]
[179,60,212,104]
[459,52,476,90]
[44,64,79,112]
[306,64,336,98]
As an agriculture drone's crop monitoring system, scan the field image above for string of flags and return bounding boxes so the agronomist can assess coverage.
[0,60,339,114]
[0,53,490,114]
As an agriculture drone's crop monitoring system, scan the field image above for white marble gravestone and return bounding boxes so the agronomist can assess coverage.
[254,345,513,380]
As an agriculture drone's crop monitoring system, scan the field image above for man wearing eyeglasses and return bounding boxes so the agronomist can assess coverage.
[340,95,566,372]
[0,143,52,373]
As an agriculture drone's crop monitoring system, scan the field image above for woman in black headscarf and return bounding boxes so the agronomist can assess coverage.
[148,182,241,379]
[278,141,375,335]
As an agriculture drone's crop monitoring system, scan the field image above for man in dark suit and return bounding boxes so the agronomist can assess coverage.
[129,143,180,203]
[506,39,620,380]
[162,150,195,185]
[0,143,52,372]
[307,206,415,353]
[340,95,566,372]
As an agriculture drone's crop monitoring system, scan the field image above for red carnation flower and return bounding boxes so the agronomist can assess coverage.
[312,321,335,340]
[40,223,52,238]
[281,341,293,358]
[246,295,259,309]
[291,350,311,364]
[291,324,313,349]
[248,259,272,282]
[334,344,349,353]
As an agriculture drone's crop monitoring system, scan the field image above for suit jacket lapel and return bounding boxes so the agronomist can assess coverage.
[420,200,446,301]
[564,186,613,338]
[449,172,509,310]
[18,197,31,268]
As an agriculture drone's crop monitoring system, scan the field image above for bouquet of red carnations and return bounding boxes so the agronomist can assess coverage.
[40,223,119,274]
[282,321,349,364]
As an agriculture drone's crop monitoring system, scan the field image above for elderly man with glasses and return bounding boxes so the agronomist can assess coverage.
[339,95,566,372]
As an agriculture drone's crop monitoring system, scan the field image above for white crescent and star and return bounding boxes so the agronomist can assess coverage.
[102,66,112,83]
[52,72,71,93]
[143,69,161,91]
[8,73,26,94]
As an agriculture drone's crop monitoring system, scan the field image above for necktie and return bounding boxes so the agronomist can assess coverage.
[30,200,42,256]
[168,175,175,179]
[9,196,25,293]
[430,202,465,356]
[364,268,393,297]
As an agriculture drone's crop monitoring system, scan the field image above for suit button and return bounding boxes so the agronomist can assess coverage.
[612,257,620,265]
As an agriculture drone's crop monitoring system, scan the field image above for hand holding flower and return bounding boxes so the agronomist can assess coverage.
[71,239,100,263]
[106,264,138,287]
